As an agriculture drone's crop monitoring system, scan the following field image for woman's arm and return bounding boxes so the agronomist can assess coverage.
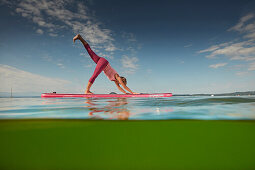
[116,76,139,94]
[121,84,133,94]
[114,81,128,94]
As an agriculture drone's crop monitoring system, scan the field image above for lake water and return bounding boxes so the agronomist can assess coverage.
[1,96,255,120]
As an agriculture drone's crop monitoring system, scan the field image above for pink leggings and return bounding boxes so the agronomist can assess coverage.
[84,44,109,84]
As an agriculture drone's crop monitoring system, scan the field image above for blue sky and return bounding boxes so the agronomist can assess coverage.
[0,0,255,95]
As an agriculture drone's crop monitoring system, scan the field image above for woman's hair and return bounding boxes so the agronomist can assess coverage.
[120,76,127,85]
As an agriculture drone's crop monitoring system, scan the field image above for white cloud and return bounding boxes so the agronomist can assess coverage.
[121,55,139,74]
[0,64,77,93]
[3,0,116,52]
[244,31,255,39]
[197,41,235,55]
[80,52,89,58]
[199,12,255,74]
[209,63,227,69]
[36,28,44,34]
[248,62,255,71]
[57,63,65,69]
[236,71,249,76]
[198,45,220,55]
[228,13,255,41]
[121,55,139,69]
[2,0,141,74]
[49,33,58,37]
[104,43,117,52]
[202,41,255,60]
[184,44,192,48]
[228,13,254,32]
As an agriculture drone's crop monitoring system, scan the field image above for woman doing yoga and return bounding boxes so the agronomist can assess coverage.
[73,34,139,94]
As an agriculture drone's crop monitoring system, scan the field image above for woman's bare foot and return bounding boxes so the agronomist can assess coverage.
[85,90,94,94]
[73,34,81,43]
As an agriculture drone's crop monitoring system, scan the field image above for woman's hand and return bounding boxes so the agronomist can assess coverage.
[132,92,140,94]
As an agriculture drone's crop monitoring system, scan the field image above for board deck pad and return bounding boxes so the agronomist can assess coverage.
[41,93,172,98]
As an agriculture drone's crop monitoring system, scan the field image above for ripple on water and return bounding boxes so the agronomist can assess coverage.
[0,96,254,120]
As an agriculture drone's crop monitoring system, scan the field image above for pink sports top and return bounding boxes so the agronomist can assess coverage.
[103,63,118,81]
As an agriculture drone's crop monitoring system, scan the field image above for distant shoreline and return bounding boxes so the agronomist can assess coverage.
[174,91,255,96]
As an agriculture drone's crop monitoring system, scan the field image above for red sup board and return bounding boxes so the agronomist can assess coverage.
[41,93,172,98]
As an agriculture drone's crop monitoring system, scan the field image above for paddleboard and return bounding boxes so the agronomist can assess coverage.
[41,93,172,98]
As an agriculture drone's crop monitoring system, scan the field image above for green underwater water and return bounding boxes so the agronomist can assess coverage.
[0,119,254,170]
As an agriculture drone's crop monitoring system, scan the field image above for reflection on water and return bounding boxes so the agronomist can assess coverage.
[0,96,255,120]
[85,98,131,120]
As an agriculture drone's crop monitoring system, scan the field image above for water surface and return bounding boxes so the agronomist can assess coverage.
[0,96,254,120]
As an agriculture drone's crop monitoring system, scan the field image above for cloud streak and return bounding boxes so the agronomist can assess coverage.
[3,0,115,51]
[209,63,227,69]
[0,64,79,93]
[228,13,255,40]
[199,12,255,73]
[248,62,255,71]
[121,55,139,74]
[2,0,142,75]
[200,41,255,61]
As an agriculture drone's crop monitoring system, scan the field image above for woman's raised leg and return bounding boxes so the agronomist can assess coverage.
[73,34,100,64]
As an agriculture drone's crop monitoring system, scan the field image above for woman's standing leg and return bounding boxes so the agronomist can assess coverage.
[85,58,109,94]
